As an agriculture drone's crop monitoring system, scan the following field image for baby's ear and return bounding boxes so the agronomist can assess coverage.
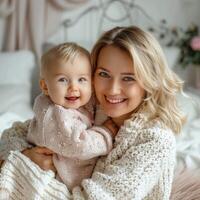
[40,79,48,95]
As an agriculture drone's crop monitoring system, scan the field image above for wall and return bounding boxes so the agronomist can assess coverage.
[46,0,200,50]
[1,0,200,51]
[0,18,5,51]
[137,0,200,28]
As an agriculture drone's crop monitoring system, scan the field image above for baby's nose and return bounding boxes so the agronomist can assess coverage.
[68,81,79,91]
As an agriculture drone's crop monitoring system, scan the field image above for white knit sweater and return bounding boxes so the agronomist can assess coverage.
[0,113,176,200]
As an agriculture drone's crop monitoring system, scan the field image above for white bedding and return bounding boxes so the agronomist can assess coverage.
[176,90,200,169]
[176,117,200,169]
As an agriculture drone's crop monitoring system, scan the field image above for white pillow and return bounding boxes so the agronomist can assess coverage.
[0,50,35,85]
[0,50,35,119]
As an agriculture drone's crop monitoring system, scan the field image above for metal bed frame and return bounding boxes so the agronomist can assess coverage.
[62,0,158,41]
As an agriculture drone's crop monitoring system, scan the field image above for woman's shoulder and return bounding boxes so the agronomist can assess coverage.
[120,112,176,147]
[141,121,176,149]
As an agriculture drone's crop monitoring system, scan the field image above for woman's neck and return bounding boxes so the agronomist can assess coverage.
[111,112,132,127]
[111,118,123,127]
[110,102,145,127]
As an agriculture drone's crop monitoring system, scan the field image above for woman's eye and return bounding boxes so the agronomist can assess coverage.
[122,76,135,81]
[79,77,87,82]
[58,78,68,83]
[98,71,110,78]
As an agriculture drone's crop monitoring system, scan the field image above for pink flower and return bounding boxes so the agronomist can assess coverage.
[190,36,200,51]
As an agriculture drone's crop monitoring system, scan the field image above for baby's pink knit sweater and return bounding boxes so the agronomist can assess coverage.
[27,94,113,190]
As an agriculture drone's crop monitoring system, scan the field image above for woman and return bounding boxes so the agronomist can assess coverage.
[0,26,184,199]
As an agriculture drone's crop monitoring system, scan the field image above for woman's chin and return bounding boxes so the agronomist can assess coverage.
[105,110,133,123]
[106,111,125,121]
[105,110,120,118]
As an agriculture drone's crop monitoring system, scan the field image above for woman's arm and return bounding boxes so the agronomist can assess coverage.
[0,127,175,200]
[0,120,32,160]
[22,147,56,172]
[0,128,175,199]
[0,120,55,172]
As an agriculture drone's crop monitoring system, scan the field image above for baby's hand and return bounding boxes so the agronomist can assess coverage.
[103,119,119,137]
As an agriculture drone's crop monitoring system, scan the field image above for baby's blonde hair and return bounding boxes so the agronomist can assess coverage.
[41,42,90,78]
[91,26,185,134]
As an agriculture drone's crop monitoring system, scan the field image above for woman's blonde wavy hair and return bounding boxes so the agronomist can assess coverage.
[91,26,185,134]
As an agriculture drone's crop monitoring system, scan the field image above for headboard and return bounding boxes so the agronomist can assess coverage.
[46,0,160,51]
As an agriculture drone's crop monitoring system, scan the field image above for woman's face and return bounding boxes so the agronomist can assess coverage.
[94,45,145,125]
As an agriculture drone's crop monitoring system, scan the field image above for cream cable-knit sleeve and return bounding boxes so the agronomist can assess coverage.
[0,120,32,160]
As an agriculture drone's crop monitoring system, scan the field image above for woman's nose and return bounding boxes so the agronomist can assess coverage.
[107,80,121,94]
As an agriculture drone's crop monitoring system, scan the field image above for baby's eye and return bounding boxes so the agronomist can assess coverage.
[78,77,87,82]
[98,71,110,78]
[122,76,135,81]
[58,78,68,83]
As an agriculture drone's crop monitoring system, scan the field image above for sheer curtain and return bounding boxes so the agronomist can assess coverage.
[0,0,89,61]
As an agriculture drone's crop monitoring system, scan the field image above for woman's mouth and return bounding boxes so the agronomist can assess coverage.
[105,96,126,104]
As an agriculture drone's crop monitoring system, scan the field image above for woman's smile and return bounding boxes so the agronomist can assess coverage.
[105,96,127,104]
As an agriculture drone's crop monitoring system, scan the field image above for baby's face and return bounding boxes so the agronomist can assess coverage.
[42,54,92,109]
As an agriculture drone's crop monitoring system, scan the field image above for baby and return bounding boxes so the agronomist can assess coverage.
[27,42,116,190]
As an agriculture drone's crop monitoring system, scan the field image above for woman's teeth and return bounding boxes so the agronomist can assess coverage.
[106,97,125,104]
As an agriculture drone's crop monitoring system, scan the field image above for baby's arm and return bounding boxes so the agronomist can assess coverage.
[43,106,117,160]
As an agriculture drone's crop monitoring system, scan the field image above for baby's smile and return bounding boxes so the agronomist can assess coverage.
[65,96,80,101]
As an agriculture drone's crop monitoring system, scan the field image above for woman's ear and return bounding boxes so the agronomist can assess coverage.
[40,79,48,95]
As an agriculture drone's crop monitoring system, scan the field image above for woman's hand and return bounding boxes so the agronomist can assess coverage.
[103,119,119,137]
[22,146,56,172]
